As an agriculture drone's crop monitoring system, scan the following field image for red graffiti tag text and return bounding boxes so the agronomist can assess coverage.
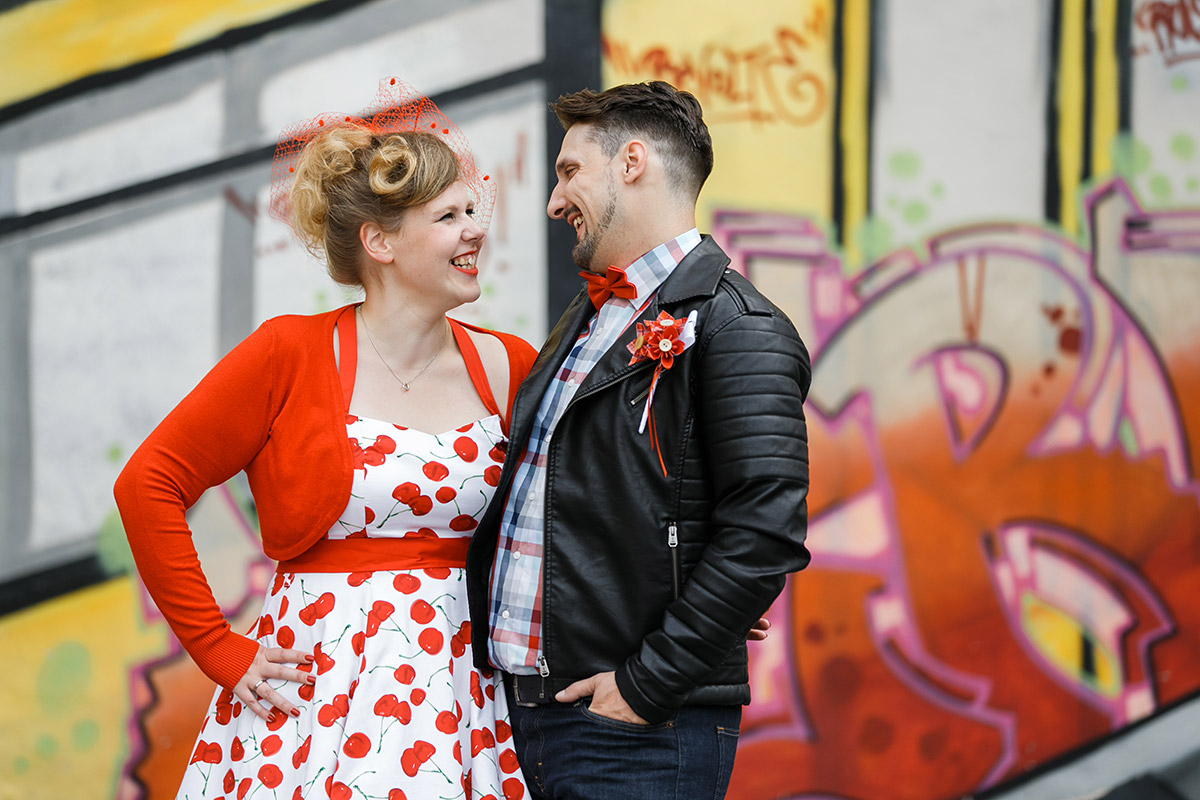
[1135,0,1200,66]
[603,26,828,127]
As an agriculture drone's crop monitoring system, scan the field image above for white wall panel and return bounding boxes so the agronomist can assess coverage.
[258,0,544,140]
[251,192,362,324]
[15,82,224,214]
[29,201,222,547]
[871,2,1048,243]
[1129,14,1200,208]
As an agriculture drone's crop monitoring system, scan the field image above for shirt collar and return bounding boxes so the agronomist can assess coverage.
[619,228,701,306]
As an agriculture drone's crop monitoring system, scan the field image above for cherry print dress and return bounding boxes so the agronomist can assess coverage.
[175,316,527,800]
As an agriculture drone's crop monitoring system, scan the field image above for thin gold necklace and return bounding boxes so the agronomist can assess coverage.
[358,307,448,392]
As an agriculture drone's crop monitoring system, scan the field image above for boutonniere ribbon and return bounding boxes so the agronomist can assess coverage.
[626,310,698,475]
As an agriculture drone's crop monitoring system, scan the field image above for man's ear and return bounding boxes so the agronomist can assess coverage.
[360,221,394,265]
[619,139,648,184]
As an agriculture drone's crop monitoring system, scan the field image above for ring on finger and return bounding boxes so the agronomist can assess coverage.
[251,678,268,696]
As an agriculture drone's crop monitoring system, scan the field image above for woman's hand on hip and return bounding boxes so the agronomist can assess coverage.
[236,646,315,721]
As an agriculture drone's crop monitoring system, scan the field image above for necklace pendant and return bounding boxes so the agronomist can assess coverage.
[357,307,447,393]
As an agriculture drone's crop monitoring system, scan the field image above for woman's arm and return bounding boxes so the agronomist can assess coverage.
[115,321,281,689]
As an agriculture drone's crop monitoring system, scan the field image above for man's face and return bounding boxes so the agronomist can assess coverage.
[547,124,621,272]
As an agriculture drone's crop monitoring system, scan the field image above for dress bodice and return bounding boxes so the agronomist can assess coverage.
[329,414,506,540]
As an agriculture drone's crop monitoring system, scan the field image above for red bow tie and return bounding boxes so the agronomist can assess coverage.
[580,266,637,309]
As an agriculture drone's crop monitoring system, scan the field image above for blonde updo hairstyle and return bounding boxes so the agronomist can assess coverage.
[289,126,461,286]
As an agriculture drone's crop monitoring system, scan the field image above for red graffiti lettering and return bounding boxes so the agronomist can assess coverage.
[603,26,828,127]
[1135,0,1200,66]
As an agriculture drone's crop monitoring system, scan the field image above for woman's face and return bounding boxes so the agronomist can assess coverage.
[385,180,486,310]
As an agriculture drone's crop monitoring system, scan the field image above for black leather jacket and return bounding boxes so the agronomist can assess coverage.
[467,236,811,723]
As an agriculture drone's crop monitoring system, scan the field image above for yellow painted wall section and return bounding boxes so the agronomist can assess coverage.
[1091,0,1120,178]
[1056,0,1087,236]
[0,577,168,800]
[838,0,870,266]
[600,0,835,232]
[0,0,323,109]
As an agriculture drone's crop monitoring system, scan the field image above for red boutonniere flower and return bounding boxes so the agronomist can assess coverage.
[627,311,692,369]
[626,311,698,475]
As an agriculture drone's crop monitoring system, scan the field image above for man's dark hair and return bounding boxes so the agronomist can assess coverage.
[550,81,714,200]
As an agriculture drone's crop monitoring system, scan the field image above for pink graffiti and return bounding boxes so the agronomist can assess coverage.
[722,177,1200,797]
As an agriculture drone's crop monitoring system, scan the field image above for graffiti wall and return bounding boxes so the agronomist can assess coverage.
[4,0,1199,798]
[0,1,548,798]
[604,0,1200,798]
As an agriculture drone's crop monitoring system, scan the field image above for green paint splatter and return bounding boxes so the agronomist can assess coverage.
[1148,173,1172,202]
[888,150,921,179]
[96,508,134,576]
[1188,177,1199,193]
[514,315,529,329]
[13,756,30,774]
[931,182,945,199]
[903,201,929,226]
[105,444,123,464]
[34,735,58,758]
[887,195,900,210]
[37,642,91,715]
[313,289,329,312]
[1172,74,1188,92]
[854,216,894,264]
[482,284,496,299]
[1110,134,1152,176]
[71,720,100,751]
[1170,133,1196,161]
[1118,418,1138,457]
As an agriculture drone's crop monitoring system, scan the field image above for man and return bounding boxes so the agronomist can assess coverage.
[466,81,811,799]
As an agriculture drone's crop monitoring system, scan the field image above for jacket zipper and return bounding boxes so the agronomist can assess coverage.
[571,357,654,410]
[668,521,680,598]
[541,362,655,679]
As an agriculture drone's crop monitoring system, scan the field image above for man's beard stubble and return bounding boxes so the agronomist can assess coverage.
[571,182,619,272]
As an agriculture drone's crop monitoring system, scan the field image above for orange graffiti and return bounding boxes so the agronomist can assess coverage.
[715,181,1200,798]
[603,26,829,127]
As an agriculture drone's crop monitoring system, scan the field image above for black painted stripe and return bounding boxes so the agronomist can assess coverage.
[1045,0,1065,223]
[543,0,602,324]
[1082,0,1096,181]
[0,555,110,616]
[830,0,847,247]
[1116,0,1133,132]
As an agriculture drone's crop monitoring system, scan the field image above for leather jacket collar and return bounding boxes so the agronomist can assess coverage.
[509,236,732,453]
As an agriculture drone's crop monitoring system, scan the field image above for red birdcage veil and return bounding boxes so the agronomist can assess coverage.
[269,77,496,235]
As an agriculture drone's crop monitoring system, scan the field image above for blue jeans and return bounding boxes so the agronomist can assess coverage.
[504,680,741,800]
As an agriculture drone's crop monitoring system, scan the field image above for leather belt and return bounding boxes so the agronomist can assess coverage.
[506,672,573,707]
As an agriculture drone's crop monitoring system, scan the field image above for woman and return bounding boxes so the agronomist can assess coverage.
[114,79,533,800]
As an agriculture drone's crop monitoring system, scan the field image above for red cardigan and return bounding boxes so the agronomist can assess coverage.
[114,305,537,689]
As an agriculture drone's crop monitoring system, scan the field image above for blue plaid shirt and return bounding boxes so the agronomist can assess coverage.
[488,229,702,673]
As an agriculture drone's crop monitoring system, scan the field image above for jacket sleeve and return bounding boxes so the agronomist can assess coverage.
[615,308,812,722]
[113,321,281,689]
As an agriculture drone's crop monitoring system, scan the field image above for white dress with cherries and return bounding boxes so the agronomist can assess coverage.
[176,412,526,800]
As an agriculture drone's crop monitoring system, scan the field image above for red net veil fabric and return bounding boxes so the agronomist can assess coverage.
[268,76,496,235]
